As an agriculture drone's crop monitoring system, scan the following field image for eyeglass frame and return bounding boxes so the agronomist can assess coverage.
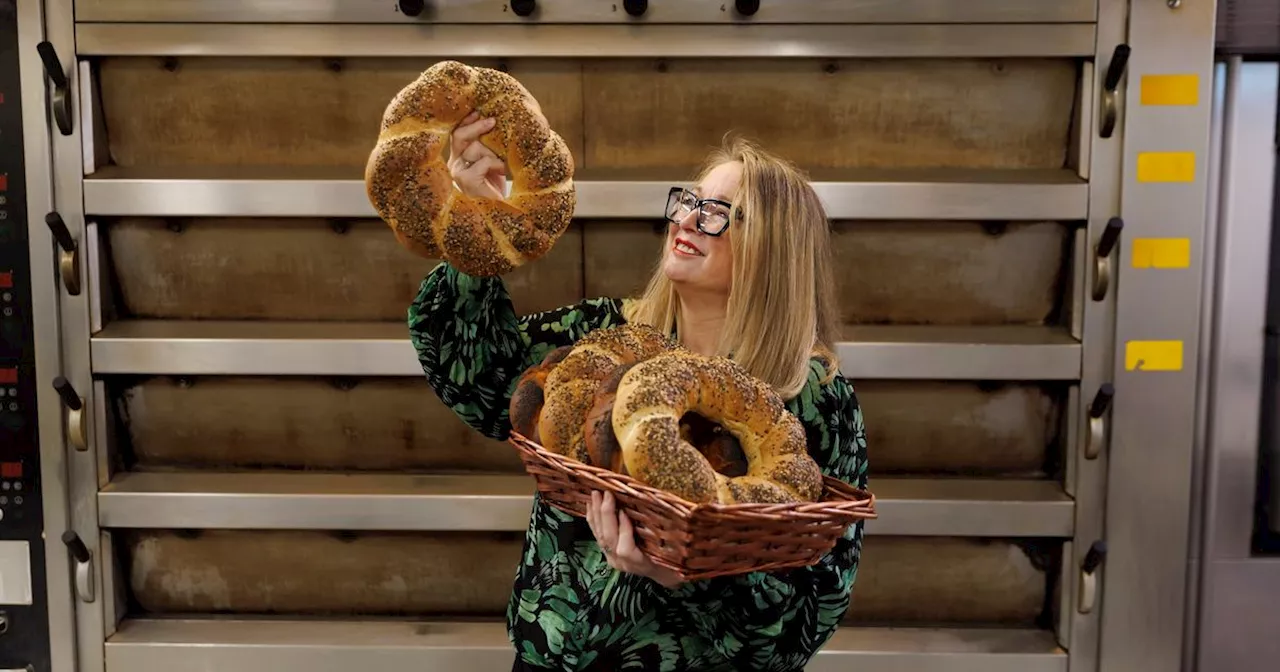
[664,186,741,237]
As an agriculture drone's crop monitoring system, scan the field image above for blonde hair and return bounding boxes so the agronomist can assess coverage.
[623,136,841,399]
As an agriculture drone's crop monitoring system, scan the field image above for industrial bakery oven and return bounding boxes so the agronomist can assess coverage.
[11,1,1217,671]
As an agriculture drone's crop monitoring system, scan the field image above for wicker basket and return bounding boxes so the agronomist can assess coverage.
[509,431,877,581]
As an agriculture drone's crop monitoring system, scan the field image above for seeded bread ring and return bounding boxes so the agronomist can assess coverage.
[582,362,637,474]
[535,324,677,463]
[508,345,574,444]
[365,60,576,277]
[611,351,824,504]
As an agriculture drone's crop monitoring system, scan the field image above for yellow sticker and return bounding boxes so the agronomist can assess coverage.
[1137,152,1196,183]
[1125,341,1183,372]
[1132,238,1191,269]
[1140,74,1200,106]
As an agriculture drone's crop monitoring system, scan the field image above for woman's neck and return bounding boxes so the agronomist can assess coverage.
[676,292,728,357]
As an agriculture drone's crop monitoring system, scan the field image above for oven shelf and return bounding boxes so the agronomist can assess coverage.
[81,166,1090,221]
[98,472,1075,538]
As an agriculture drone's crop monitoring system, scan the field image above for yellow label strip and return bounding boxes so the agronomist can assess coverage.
[1125,341,1184,372]
[1140,74,1200,106]
[1132,238,1191,269]
[1137,152,1196,183]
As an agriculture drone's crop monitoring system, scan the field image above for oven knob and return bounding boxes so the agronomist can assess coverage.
[735,0,760,16]
[624,0,648,17]
[511,0,536,17]
[398,0,425,17]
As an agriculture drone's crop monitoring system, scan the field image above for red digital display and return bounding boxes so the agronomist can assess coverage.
[0,173,7,191]
[0,271,11,288]
[0,463,20,479]
[0,368,15,384]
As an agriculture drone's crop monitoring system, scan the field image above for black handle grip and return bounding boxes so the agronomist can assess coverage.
[1097,217,1123,258]
[53,376,82,411]
[62,530,91,564]
[1103,44,1131,93]
[623,0,648,17]
[735,0,761,16]
[1082,540,1107,574]
[1089,383,1115,418]
[45,212,76,253]
[37,41,68,90]
[510,0,536,17]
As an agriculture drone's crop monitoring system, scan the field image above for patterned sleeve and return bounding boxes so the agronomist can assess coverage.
[407,262,624,441]
[670,365,870,672]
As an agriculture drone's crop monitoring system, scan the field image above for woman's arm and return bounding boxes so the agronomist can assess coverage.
[670,371,870,671]
[408,261,624,440]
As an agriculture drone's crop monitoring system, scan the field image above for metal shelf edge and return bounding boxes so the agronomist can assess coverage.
[75,22,1097,58]
[97,472,1074,537]
[89,322,1081,380]
[74,0,1097,25]
[81,173,1089,221]
[105,618,1067,672]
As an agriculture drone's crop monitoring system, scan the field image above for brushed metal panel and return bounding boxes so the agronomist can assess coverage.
[82,169,1090,221]
[104,618,1068,672]
[89,320,1082,380]
[75,23,1097,58]
[98,472,1074,537]
[74,0,1097,24]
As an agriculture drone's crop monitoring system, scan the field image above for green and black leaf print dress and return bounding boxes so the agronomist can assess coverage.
[408,262,870,672]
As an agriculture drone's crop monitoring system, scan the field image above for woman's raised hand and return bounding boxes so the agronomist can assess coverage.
[448,110,507,200]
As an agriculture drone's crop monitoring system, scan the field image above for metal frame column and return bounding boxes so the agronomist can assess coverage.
[15,0,79,667]
[1065,0,1128,670]
[1102,1,1218,670]
[38,0,109,670]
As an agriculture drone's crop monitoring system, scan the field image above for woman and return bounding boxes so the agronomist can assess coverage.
[409,111,869,671]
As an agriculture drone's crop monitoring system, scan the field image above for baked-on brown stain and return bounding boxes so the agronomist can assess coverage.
[103,218,584,321]
[98,57,1072,172]
[98,57,585,169]
[856,381,1063,476]
[583,220,1072,326]
[115,378,1062,477]
[123,531,1051,626]
[581,58,1076,171]
[117,377,524,473]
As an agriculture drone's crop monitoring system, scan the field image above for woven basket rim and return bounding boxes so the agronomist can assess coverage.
[508,431,877,518]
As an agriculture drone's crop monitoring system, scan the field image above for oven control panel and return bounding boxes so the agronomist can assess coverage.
[0,1,52,670]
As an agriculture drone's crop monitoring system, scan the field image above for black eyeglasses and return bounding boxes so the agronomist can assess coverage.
[664,187,737,237]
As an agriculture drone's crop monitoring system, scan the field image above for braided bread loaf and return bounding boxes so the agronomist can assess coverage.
[365,60,576,277]
[534,325,677,464]
[611,351,825,505]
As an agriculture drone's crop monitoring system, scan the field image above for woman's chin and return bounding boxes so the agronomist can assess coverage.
[662,257,701,284]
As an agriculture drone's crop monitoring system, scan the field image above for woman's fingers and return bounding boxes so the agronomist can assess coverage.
[587,492,621,568]
[586,492,669,583]
[460,139,497,166]
[586,492,598,537]
[450,115,496,158]
[598,491,619,555]
[460,155,502,180]
[615,511,642,563]
[457,156,506,200]
[445,110,507,199]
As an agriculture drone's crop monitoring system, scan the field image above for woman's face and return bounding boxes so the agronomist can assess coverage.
[662,161,740,296]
